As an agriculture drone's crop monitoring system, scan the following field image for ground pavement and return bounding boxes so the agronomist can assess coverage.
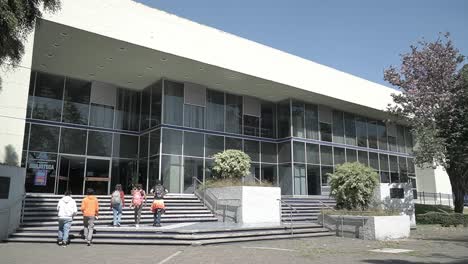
[1,225,467,264]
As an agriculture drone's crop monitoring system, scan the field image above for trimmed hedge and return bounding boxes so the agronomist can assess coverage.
[415,204,452,215]
[416,212,468,227]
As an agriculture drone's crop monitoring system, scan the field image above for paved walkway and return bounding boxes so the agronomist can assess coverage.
[1,225,467,264]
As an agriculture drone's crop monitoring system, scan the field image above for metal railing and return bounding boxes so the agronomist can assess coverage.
[192,177,241,223]
[415,192,453,207]
[277,199,298,235]
[317,199,336,229]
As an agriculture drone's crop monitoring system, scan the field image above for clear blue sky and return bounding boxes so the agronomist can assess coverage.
[137,0,468,87]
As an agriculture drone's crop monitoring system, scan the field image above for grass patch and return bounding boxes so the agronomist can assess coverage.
[203,178,274,189]
[415,204,453,214]
[321,208,400,216]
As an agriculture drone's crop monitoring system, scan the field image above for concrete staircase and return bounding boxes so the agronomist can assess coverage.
[5,193,334,245]
[281,196,336,223]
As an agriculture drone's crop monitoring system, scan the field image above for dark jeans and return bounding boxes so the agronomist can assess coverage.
[153,209,162,225]
[134,205,142,225]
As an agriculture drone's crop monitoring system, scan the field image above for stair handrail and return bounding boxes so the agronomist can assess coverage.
[192,177,241,223]
[317,199,336,229]
[277,199,298,235]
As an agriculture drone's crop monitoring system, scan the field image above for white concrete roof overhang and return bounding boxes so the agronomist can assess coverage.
[35,0,400,121]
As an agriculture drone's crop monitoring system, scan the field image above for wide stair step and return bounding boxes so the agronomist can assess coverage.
[280,196,336,223]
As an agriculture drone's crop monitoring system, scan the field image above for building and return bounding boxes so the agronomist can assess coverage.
[0,0,448,197]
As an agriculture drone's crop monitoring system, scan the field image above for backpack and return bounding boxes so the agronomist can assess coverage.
[111,191,121,205]
[154,185,165,199]
[132,190,144,206]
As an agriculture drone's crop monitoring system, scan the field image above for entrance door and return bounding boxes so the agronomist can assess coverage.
[84,158,111,195]
[57,156,85,195]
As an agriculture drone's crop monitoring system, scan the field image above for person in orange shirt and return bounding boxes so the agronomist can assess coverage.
[80,188,99,246]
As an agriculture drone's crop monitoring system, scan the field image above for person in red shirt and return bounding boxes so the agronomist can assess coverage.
[110,184,125,227]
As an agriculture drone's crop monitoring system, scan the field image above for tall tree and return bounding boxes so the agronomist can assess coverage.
[384,33,467,213]
[0,0,61,89]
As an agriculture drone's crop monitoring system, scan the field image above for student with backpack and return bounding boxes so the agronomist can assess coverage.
[110,184,125,227]
[130,184,146,227]
[57,191,77,247]
[81,188,99,246]
[150,180,168,227]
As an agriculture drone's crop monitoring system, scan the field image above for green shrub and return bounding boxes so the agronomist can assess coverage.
[329,162,379,210]
[416,212,468,227]
[204,178,273,188]
[414,204,453,215]
[212,150,251,179]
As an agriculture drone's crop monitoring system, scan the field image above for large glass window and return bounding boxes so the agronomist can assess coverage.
[225,137,242,150]
[306,143,320,164]
[294,164,306,195]
[111,159,138,193]
[161,155,182,193]
[140,86,151,130]
[305,104,319,140]
[184,104,205,129]
[377,121,388,150]
[261,142,277,163]
[87,131,112,156]
[89,103,114,129]
[278,142,291,163]
[183,132,204,157]
[320,145,333,166]
[226,94,242,134]
[292,101,305,138]
[163,80,184,126]
[405,127,414,154]
[25,152,57,193]
[279,164,292,195]
[369,152,379,170]
[29,124,60,153]
[139,133,149,158]
[379,154,389,171]
[60,128,87,155]
[333,147,345,166]
[356,117,368,147]
[113,134,139,159]
[151,81,162,127]
[184,157,203,193]
[243,115,259,137]
[261,102,276,138]
[206,89,224,132]
[115,88,140,131]
[368,120,378,149]
[397,125,406,153]
[32,72,64,121]
[162,128,182,155]
[321,166,333,186]
[244,140,259,162]
[346,148,357,162]
[277,100,290,138]
[399,156,408,183]
[62,77,90,125]
[358,151,368,166]
[332,111,345,144]
[307,165,321,195]
[344,113,356,146]
[319,123,332,142]
[389,155,399,183]
[205,135,224,157]
[149,130,160,157]
[261,164,277,185]
[293,141,305,163]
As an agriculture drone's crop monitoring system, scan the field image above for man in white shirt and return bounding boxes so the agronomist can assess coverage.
[57,191,77,247]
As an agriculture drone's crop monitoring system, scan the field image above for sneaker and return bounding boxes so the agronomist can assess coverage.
[58,241,63,246]
[135,224,139,228]
[62,242,67,248]
[87,241,91,246]
[116,223,121,227]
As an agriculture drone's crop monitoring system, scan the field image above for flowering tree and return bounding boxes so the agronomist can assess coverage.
[212,150,251,179]
[384,33,467,213]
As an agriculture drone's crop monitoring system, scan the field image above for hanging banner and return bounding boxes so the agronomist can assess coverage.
[34,169,47,186]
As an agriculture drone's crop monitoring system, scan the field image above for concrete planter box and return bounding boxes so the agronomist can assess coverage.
[206,186,281,225]
[319,214,410,240]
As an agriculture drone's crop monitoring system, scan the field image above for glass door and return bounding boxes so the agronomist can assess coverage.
[84,158,111,195]
[57,155,85,195]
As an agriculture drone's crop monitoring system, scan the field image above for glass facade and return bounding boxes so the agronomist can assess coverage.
[23,72,416,195]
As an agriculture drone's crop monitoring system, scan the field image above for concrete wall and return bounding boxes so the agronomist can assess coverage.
[0,165,26,240]
[207,186,281,225]
[0,33,35,164]
[375,183,415,227]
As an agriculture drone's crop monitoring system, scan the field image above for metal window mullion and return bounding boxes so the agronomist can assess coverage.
[60,77,66,123]
[54,126,63,194]
[30,72,37,118]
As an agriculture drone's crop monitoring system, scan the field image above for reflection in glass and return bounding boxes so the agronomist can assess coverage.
[115,88,140,131]
[293,141,305,163]
[319,122,332,142]
[332,111,345,143]
[344,113,356,146]
[226,94,242,134]
[305,104,319,140]
[292,101,305,138]
[29,124,60,153]
[184,132,204,157]
[346,148,357,162]
[277,100,290,138]
[206,89,224,132]
[184,104,205,129]
[278,142,291,163]
[243,115,259,137]
[32,72,64,121]
[321,166,333,186]
[261,102,276,138]
[89,103,114,129]
[320,145,333,166]
[87,131,113,157]
[60,128,87,155]
[140,86,151,130]
[161,155,182,193]
[225,137,242,150]
[244,140,259,162]
[358,151,368,166]
[113,134,139,158]
[151,81,162,127]
[205,135,224,157]
[279,164,292,195]
[62,77,90,125]
[356,117,368,147]
[306,143,320,164]
[162,128,182,155]
[261,164,277,185]
[333,147,345,166]
[149,130,160,157]
[261,142,277,163]
[163,80,184,126]
[368,120,378,149]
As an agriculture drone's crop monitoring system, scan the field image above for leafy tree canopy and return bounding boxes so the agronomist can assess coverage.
[0,0,61,88]
[384,33,468,212]
[329,162,379,210]
[212,150,251,179]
